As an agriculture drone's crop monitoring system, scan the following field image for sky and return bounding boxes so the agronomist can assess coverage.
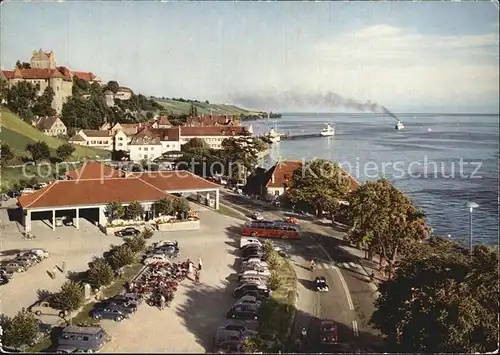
[1,1,499,113]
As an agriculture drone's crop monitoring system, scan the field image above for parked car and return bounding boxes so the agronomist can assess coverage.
[234,295,262,309]
[241,264,269,273]
[214,328,244,346]
[233,283,269,299]
[238,270,271,281]
[1,262,27,273]
[0,275,9,286]
[0,268,14,279]
[242,254,267,263]
[239,275,268,285]
[214,340,244,353]
[13,257,36,268]
[99,300,137,314]
[57,325,109,353]
[154,240,177,248]
[154,245,180,258]
[115,227,141,237]
[28,299,67,318]
[217,319,258,337]
[226,304,259,320]
[240,237,262,249]
[110,293,142,306]
[241,259,268,269]
[20,253,43,264]
[1,193,9,201]
[91,304,130,321]
[7,190,20,198]
[18,248,49,259]
[240,288,271,301]
[319,319,339,344]
[143,254,172,265]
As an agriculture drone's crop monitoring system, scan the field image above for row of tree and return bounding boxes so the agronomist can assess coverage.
[173,136,267,182]
[0,79,56,121]
[104,197,191,221]
[281,158,498,352]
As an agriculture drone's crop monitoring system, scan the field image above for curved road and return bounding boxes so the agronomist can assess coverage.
[219,191,381,352]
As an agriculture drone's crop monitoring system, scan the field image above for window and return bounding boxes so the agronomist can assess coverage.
[144,147,148,151]
[274,190,280,196]
[83,336,89,341]
[138,147,141,150]
[118,143,123,146]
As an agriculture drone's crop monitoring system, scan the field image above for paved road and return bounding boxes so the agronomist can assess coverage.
[219,191,382,352]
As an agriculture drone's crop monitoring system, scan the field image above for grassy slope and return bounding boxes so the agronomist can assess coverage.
[155,99,258,115]
[0,109,111,159]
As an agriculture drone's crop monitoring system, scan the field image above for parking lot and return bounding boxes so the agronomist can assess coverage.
[1,203,246,352]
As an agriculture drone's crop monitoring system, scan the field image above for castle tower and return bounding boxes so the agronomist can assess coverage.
[30,49,56,69]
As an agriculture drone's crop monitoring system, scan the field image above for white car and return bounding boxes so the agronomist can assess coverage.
[18,248,49,259]
[241,259,268,269]
[154,240,177,248]
[143,255,171,265]
[240,237,262,249]
[241,264,269,273]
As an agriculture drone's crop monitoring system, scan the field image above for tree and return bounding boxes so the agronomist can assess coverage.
[172,197,190,218]
[87,257,114,288]
[125,201,144,220]
[0,77,9,103]
[2,309,39,349]
[141,228,154,240]
[288,159,352,216]
[105,202,125,220]
[15,60,31,69]
[1,143,15,166]
[154,197,174,216]
[371,238,498,353]
[6,81,37,120]
[26,141,51,164]
[52,281,85,312]
[56,143,75,161]
[189,102,198,118]
[32,86,56,117]
[181,137,210,156]
[220,136,265,182]
[125,234,146,253]
[346,179,429,276]
[266,271,282,291]
[106,80,120,94]
[109,245,135,270]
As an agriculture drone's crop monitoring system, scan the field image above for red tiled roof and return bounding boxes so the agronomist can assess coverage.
[72,71,99,81]
[81,130,111,138]
[67,161,125,180]
[17,178,170,209]
[186,115,237,127]
[2,70,14,79]
[156,116,172,126]
[8,68,69,80]
[36,116,60,130]
[180,126,248,136]
[266,161,303,188]
[132,171,221,191]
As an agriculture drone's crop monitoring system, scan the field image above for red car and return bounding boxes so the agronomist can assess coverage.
[320,319,338,344]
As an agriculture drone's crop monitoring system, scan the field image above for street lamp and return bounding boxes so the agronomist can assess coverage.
[466,201,479,258]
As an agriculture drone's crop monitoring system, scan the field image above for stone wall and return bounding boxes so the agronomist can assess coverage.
[157,220,200,232]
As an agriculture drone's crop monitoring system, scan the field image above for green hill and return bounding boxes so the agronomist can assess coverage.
[0,109,111,160]
[154,99,257,116]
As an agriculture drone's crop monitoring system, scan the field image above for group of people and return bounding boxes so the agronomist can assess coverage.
[187,257,203,283]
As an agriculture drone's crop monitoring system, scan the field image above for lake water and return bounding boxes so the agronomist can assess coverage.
[249,113,499,246]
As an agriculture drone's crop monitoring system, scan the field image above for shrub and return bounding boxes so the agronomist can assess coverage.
[51,281,85,312]
[141,228,154,240]
[125,201,144,220]
[154,197,173,216]
[125,235,146,253]
[267,252,281,270]
[2,309,39,349]
[263,240,274,257]
[267,271,282,291]
[108,245,135,270]
[172,197,190,218]
[87,258,114,288]
[243,337,264,353]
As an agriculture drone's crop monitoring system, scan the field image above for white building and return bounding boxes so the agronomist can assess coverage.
[69,129,113,150]
[127,126,249,162]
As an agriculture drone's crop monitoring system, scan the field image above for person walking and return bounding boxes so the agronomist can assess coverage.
[197,257,202,271]
[309,259,315,271]
[159,294,166,310]
[369,272,375,283]
[194,269,200,283]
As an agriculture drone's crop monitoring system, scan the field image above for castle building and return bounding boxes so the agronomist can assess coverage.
[1,49,100,113]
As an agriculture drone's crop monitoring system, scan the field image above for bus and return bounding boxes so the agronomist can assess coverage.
[241,220,301,240]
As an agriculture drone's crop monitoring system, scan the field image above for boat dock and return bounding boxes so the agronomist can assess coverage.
[280,133,322,140]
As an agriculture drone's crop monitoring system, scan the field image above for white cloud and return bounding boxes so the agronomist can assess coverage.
[231,24,499,111]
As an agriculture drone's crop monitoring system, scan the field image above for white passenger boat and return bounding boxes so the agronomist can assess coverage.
[320,123,335,136]
[395,120,405,130]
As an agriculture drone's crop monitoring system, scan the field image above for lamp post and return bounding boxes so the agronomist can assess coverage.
[466,201,479,258]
